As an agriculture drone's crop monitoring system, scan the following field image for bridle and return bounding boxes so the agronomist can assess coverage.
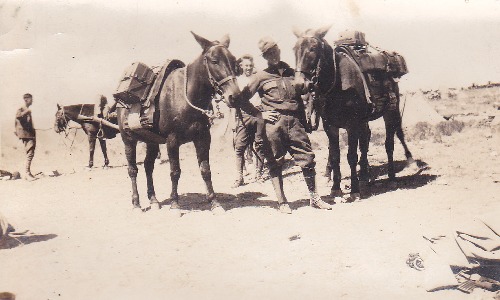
[295,35,338,97]
[295,36,324,91]
[204,45,237,97]
[55,105,83,136]
[184,44,237,118]
[55,106,70,135]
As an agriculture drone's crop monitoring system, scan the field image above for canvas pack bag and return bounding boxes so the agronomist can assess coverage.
[113,62,157,104]
[335,31,408,117]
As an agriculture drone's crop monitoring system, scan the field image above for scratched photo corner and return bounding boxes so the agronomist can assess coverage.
[0,0,499,299]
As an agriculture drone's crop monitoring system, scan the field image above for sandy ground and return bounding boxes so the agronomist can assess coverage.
[0,90,499,299]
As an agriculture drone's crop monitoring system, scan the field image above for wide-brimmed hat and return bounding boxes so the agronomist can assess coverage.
[258,36,277,54]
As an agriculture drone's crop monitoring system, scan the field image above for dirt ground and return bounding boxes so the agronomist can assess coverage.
[0,89,499,299]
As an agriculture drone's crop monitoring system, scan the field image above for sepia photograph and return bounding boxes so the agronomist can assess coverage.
[1,0,499,299]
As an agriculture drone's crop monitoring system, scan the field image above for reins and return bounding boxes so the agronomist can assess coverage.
[183,44,237,120]
[183,66,214,118]
[60,105,83,149]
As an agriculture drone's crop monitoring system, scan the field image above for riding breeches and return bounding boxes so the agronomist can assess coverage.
[263,112,315,171]
[22,138,36,173]
[233,114,265,157]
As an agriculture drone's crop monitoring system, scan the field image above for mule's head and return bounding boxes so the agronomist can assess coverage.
[54,103,68,133]
[293,26,331,93]
[191,31,240,108]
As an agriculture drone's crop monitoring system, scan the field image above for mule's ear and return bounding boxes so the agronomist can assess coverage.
[219,34,230,48]
[292,26,303,38]
[57,103,61,110]
[191,31,213,51]
[314,25,332,39]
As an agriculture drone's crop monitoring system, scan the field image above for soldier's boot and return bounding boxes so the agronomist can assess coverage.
[254,155,265,183]
[270,174,292,214]
[24,159,36,181]
[303,169,333,210]
[232,155,245,188]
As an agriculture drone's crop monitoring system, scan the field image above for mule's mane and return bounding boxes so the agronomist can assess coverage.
[317,39,336,95]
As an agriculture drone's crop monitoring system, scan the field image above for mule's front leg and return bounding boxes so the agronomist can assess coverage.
[124,139,140,209]
[346,128,360,202]
[325,125,342,201]
[193,133,223,213]
[166,136,181,210]
[88,135,97,168]
[145,143,160,210]
[359,122,371,182]
[384,115,398,186]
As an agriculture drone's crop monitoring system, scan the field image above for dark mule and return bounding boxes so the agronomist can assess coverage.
[117,32,239,212]
[54,104,119,168]
[293,27,416,202]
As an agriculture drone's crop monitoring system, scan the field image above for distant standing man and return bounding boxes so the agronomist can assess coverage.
[236,37,333,213]
[94,95,110,119]
[232,54,265,187]
[15,93,37,181]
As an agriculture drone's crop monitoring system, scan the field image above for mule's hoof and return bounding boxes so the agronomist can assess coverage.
[132,206,142,213]
[150,202,161,210]
[330,189,343,204]
[330,189,343,197]
[406,157,416,166]
[278,203,292,214]
[346,193,360,203]
[211,202,225,215]
[170,200,180,210]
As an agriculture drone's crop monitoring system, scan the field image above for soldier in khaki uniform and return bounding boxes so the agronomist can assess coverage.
[15,93,37,181]
[235,37,333,213]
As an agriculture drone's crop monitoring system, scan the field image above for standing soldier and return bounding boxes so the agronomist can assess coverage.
[15,93,37,181]
[94,95,110,119]
[231,54,265,187]
[235,37,333,213]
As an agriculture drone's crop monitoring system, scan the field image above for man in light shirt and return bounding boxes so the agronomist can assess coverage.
[231,55,265,188]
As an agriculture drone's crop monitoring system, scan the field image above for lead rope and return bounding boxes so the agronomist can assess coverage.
[183,66,214,119]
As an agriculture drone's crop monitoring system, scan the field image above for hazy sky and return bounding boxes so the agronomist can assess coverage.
[1,0,499,129]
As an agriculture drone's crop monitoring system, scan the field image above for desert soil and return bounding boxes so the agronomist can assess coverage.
[0,89,499,299]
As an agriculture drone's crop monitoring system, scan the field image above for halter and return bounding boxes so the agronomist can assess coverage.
[56,106,70,136]
[295,36,324,85]
[56,105,83,136]
[184,44,237,118]
[204,45,237,97]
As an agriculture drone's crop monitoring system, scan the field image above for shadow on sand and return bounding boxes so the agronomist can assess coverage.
[156,190,312,213]
[0,233,57,250]
[361,159,436,198]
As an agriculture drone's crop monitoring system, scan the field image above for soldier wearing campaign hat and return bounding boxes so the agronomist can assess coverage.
[235,37,333,213]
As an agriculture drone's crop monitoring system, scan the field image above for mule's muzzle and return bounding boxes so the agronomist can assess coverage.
[54,124,62,133]
[294,72,310,95]
[224,94,235,108]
